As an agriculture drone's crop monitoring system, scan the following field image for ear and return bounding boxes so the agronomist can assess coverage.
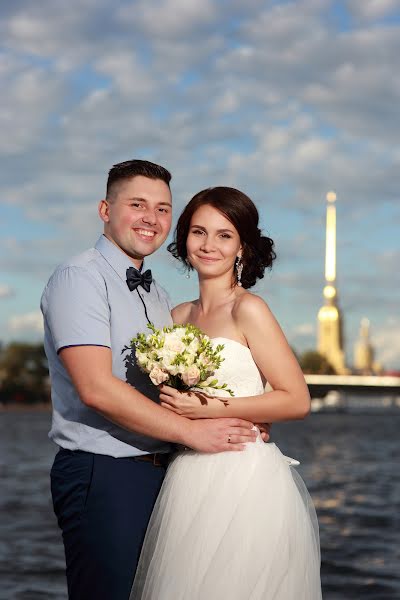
[98,199,110,224]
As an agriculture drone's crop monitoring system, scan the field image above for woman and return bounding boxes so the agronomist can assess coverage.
[131,187,322,599]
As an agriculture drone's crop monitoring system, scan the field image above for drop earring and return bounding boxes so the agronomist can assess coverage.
[236,256,243,287]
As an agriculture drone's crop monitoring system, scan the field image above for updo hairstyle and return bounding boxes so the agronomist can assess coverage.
[167,186,276,289]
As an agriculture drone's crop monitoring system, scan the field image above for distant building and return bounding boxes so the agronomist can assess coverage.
[353,318,382,375]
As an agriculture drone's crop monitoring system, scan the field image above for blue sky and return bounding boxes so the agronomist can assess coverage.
[1,0,399,369]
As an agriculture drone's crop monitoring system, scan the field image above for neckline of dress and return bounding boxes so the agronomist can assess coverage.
[210,337,251,353]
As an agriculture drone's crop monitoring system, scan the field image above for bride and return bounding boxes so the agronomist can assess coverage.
[130,186,322,599]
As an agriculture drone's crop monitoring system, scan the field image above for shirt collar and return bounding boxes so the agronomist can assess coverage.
[95,235,144,282]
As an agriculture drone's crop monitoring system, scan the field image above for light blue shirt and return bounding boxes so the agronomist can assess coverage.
[41,235,173,457]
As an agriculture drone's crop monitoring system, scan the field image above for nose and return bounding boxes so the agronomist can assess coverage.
[141,208,157,226]
[200,236,215,253]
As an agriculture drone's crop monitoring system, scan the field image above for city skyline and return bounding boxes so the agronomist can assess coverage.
[1,0,399,369]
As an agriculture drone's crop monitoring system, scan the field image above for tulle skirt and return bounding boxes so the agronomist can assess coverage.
[131,435,322,599]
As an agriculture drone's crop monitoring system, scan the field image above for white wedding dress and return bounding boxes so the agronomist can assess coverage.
[130,338,322,600]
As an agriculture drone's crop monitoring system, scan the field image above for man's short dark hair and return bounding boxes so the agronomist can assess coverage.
[106,159,172,200]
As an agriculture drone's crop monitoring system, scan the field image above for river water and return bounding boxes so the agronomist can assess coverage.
[1,410,399,599]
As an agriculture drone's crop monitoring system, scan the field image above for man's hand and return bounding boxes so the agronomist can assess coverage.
[183,418,257,453]
[256,422,271,442]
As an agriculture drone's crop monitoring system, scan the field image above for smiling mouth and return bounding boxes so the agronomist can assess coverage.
[135,229,156,238]
[197,255,219,262]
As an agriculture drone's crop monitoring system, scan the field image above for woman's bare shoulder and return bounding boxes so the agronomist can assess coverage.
[233,291,272,319]
[232,291,287,361]
[171,300,197,324]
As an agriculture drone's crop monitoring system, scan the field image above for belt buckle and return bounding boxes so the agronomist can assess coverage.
[152,453,162,467]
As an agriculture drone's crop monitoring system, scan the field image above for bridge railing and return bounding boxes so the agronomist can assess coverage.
[304,374,400,387]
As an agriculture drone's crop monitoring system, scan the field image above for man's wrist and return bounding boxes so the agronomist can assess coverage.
[174,418,195,447]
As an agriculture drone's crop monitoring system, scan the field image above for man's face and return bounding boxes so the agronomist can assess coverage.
[99,175,172,267]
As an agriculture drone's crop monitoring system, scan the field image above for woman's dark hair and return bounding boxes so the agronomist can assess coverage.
[168,187,276,289]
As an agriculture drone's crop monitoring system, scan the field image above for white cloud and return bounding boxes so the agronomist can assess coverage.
[0,56,64,155]
[0,284,15,299]
[8,311,44,334]
[2,0,114,65]
[348,0,400,20]
[118,0,217,37]
[293,323,315,337]
[372,317,400,370]
[94,52,157,98]
[212,90,239,115]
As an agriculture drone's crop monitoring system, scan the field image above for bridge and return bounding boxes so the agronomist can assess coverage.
[304,374,400,398]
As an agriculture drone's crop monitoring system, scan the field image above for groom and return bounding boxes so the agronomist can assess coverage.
[41,160,261,600]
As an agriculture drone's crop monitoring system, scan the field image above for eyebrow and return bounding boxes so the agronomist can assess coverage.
[128,197,172,207]
[190,225,235,234]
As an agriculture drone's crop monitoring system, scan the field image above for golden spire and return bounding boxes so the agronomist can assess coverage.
[325,191,336,282]
[323,191,337,302]
[317,190,347,374]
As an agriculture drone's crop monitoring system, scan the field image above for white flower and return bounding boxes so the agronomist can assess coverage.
[198,352,213,368]
[149,366,169,386]
[147,359,159,373]
[187,338,200,354]
[182,365,201,386]
[159,347,177,365]
[136,351,148,367]
[175,362,190,376]
[174,327,187,339]
[164,332,186,353]
[156,349,179,375]
[183,351,196,367]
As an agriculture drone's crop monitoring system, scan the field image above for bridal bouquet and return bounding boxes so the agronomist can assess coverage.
[131,323,234,395]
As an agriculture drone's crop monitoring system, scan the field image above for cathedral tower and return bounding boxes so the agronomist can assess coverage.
[354,318,374,374]
[317,191,347,374]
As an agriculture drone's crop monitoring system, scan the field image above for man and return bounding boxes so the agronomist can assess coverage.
[41,160,260,600]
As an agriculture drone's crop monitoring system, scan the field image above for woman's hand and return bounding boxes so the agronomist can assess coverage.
[160,386,273,438]
[159,385,218,419]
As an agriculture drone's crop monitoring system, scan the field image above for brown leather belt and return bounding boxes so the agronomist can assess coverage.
[133,452,169,467]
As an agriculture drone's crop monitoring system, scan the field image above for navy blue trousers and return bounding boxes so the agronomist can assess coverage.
[50,449,167,600]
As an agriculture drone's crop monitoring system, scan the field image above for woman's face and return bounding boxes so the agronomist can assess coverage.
[186,204,242,281]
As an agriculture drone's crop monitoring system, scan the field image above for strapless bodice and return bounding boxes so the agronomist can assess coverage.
[210,337,265,397]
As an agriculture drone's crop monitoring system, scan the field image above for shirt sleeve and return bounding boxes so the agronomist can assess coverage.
[42,266,111,352]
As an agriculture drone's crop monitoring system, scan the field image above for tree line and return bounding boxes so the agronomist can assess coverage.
[0,342,50,404]
[0,342,335,405]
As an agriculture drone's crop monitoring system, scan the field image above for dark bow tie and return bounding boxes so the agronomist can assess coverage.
[126,267,153,293]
